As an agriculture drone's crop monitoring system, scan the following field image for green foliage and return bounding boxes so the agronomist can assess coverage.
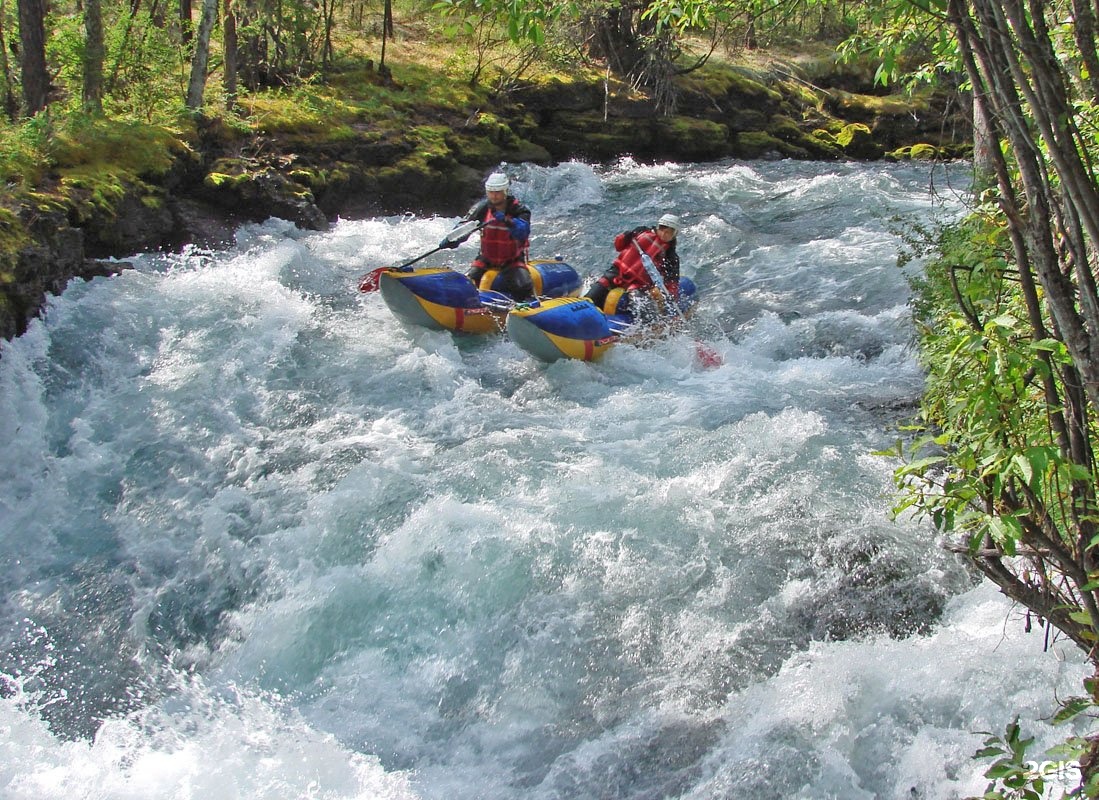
[0,112,182,202]
[432,0,568,46]
[975,720,1047,799]
[973,713,1099,799]
[101,8,184,121]
[47,115,180,176]
[0,114,52,186]
[890,214,1097,566]
[642,0,864,44]
[45,11,87,108]
[37,0,185,118]
[834,0,958,90]
[245,87,359,138]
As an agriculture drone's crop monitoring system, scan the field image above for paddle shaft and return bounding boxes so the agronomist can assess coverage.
[358,219,486,293]
[633,239,723,368]
[633,240,682,317]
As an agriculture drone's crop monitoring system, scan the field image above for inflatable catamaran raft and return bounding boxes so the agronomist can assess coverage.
[358,220,702,361]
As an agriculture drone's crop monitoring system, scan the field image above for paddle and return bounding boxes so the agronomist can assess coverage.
[358,218,485,292]
[634,241,723,368]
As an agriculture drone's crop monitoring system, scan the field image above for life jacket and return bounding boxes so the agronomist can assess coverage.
[611,229,675,293]
[472,197,529,269]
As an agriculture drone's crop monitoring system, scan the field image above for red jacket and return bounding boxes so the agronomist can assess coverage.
[611,229,680,296]
[467,197,530,269]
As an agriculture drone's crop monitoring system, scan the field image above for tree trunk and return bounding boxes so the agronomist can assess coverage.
[969,88,995,192]
[237,0,259,89]
[105,0,143,96]
[1072,0,1099,102]
[321,0,335,71]
[179,0,193,44]
[942,0,1099,665]
[83,0,104,113]
[223,0,238,108]
[185,0,217,109]
[585,0,678,111]
[17,0,48,116]
[0,0,18,120]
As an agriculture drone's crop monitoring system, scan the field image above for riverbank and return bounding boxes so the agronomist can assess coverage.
[0,40,969,342]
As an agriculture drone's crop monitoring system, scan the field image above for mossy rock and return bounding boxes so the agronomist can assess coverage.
[678,63,784,117]
[733,131,804,159]
[289,167,328,188]
[777,77,825,110]
[0,206,31,257]
[501,137,552,165]
[808,130,843,158]
[445,129,551,168]
[204,160,253,189]
[410,124,458,170]
[836,123,882,159]
[468,111,522,148]
[531,111,650,160]
[826,89,930,126]
[703,64,783,104]
[58,165,132,223]
[653,117,729,160]
[724,108,770,133]
[768,114,804,142]
[886,143,942,161]
[517,75,604,111]
[445,131,500,166]
[909,142,940,160]
[373,157,483,213]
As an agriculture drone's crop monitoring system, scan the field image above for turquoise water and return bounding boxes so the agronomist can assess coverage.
[0,159,1086,798]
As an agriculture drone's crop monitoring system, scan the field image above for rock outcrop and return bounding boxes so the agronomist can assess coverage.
[0,57,969,344]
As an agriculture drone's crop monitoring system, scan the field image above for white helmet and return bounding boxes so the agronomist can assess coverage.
[485,172,510,191]
[657,213,681,231]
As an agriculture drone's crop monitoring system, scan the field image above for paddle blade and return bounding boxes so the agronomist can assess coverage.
[444,218,483,245]
[358,267,387,293]
[695,341,723,369]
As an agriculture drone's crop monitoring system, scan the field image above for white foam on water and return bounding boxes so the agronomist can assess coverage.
[4,160,1074,800]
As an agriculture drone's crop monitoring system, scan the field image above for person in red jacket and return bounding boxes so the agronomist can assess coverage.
[583,213,682,317]
[443,171,533,301]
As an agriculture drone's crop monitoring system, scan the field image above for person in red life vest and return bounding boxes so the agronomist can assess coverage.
[442,171,534,301]
[583,213,682,318]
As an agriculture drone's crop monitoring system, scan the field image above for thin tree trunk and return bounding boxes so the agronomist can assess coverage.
[321,0,335,71]
[223,0,237,107]
[944,0,1099,653]
[83,0,104,113]
[105,0,143,95]
[185,0,217,109]
[969,89,995,192]
[1072,0,1099,102]
[180,0,193,44]
[959,0,1099,408]
[0,0,18,120]
[17,0,49,115]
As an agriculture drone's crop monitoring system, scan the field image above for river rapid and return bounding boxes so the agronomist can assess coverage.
[0,159,1088,798]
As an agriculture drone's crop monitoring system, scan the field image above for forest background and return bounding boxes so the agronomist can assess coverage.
[6,0,1099,795]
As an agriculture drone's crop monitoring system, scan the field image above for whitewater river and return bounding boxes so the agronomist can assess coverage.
[0,159,1089,798]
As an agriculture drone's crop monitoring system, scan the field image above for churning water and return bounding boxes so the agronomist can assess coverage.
[0,159,1088,798]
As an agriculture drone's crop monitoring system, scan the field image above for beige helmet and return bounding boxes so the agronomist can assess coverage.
[657,213,682,231]
[485,172,510,191]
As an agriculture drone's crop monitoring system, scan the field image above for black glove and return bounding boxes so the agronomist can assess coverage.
[440,238,460,249]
